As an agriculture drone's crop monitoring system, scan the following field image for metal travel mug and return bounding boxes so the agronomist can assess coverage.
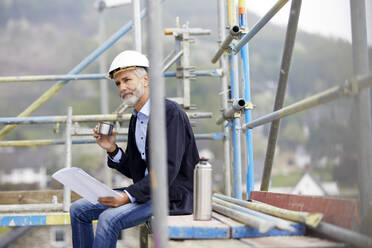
[97,122,113,136]
[193,158,212,220]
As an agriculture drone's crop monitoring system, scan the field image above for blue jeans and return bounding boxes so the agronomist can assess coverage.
[70,199,152,248]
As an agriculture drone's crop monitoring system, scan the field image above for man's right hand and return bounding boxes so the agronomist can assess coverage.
[93,125,117,152]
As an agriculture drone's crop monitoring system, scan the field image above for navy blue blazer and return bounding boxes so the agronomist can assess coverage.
[108,99,199,215]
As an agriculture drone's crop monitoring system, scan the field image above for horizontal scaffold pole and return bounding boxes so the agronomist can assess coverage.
[214,193,323,228]
[232,0,289,54]
[0,204,63,212]
[164,28,211,36]
[212,197,295,231]
[164,70,223,78]
[0,112,212,125]
[0,133,224,147]
[0,70,222,84]
[242,73,372,131]
[0,114,130,125]
[0,137,128,147]
[212,202,275,233]
[0,74,105,83]
[0,5,151,139]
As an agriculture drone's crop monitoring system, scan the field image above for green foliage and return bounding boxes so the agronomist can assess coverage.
[289,35,353,99]
[281,121,307,149]
[310,165,334,182]
[305,109,358,186]
[0,227,9,236]
[271,171,302,187]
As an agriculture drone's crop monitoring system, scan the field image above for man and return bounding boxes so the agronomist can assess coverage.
[69,50,199,248]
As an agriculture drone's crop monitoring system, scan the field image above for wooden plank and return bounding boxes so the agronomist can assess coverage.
[250,191,360,229]
[213,212,304,238]
[240,236,345,247]
[0,212,100,226]
[0,214,47,226]
[168,239,251,248]
[0,213,67,226]
[167,214,230,239]
[0,190,81,204]
[169,236,345,248]
[46,213,70,225]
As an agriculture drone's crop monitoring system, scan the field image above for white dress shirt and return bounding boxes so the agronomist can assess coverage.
[109,100,150,203]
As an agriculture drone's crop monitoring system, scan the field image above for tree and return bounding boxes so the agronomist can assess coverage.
[305,112,358,186]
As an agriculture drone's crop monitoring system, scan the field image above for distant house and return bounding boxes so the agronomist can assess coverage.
[291,173,339,196]
[266,173,340,196]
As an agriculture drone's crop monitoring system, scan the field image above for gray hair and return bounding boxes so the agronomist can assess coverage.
[134,67,148,79]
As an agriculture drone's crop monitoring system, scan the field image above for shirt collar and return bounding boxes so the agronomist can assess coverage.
[132,99,150,117]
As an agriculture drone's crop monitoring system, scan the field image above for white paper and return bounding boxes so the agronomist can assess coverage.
[52,167,122,204]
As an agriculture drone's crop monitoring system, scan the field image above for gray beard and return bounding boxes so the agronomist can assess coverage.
[122,94,140,106]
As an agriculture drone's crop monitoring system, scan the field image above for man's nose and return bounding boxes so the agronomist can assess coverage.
[118,82,127,92]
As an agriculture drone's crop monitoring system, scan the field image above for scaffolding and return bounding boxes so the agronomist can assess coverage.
[0,0,371,247]
[0,0,218,211]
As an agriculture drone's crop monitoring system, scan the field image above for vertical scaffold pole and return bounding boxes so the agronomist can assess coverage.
[98,8,112,188]
[227,0,236,26]
[238,0,254,198]
[182,23,191,108]
[63,106,72,212]
[174,17,182,100]
[217,0,232,196]
[133,0,142,52]
[228,0,243,199]
[260,0,302,191]
[98,10,109,117]
[146,0,169,247]
[350,0,372,233]
[176,37,183,98]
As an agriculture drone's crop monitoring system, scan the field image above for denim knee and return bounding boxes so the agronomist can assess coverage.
[70,201,79,218]
[70,199,88,219]
[97,210,118,232]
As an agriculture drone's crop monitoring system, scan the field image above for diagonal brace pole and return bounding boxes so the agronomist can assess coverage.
[260,0,302,191]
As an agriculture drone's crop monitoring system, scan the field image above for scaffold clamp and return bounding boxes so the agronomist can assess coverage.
[245,102,255,110]
[344,77,359,96]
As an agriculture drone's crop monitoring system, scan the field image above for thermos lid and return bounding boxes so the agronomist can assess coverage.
[101,122,113,126]
[199,156,208,162]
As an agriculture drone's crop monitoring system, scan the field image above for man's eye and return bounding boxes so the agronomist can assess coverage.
[115,82,120,86]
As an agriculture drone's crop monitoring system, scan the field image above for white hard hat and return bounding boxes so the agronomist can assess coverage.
[108,50,149,79]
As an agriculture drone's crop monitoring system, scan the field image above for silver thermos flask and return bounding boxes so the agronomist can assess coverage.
[193,158,212,220]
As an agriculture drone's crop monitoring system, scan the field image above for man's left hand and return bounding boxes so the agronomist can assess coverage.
[98,192,130,207]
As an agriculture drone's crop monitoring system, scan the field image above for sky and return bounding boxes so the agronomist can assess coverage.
[247,0,372,45]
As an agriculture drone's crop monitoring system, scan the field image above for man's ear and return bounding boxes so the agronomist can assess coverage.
[143,75,149,87]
